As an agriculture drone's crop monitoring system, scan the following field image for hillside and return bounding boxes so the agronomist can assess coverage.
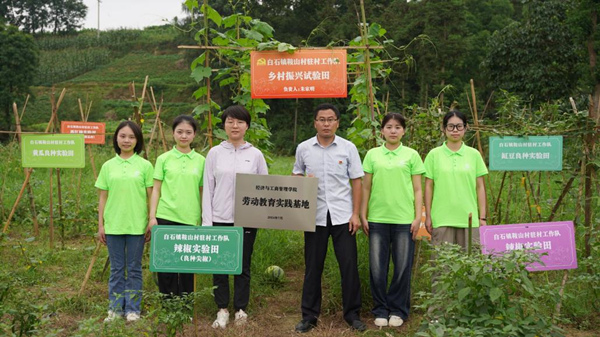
[23,26,199,129]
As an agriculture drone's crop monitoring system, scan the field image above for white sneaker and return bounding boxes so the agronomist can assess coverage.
[126,312,140,322]
[103,310,120,322]
[374,317,388,327]
[211,308,229,329]
[234,309,248,326]
[389,315,404,327]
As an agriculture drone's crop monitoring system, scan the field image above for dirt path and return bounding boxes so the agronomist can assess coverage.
[182,269,418,336]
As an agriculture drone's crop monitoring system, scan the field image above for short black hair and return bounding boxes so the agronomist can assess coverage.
[221,105,251,126]
[381,113,406,129]
[113,120,144,155]
[442,110,468,128]
[172,115,198,132]
[314,103,340,119]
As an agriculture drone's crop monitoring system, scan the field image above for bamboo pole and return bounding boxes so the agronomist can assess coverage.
[178,45,384,50]
[13,103,40,235]
[49,168,54,249]
[2,169,32,233]
[78,241,102,296]
[469,80,491,223]
[359,0,375,121]
[203,0,213,148]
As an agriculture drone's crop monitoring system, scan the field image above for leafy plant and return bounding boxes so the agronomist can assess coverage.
[415,243,564,337]
[187,1,274,158]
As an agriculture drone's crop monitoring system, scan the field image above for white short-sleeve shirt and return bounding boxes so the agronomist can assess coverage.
[293,135,364,227]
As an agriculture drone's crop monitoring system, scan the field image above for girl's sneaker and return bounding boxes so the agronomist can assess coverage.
[126,312,140,322]
[103,310,121,323]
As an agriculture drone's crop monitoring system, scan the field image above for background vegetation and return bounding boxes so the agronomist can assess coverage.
[0,0,599,336]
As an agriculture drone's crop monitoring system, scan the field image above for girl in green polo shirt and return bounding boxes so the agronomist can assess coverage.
[360,113,425,328]
[147,115,205,298]
[95,121,154,323]
[424,110,488,247]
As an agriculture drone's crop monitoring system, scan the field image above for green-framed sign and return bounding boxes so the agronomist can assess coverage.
[149,226,243,274]
[21,134,85,168]
[489,136,563,171]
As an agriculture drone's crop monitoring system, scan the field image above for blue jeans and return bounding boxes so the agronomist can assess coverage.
[106,234,145,315]
[369,222,415,320]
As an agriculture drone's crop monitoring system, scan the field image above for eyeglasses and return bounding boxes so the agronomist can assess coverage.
[445,123,465,131]
[315,118,338,124]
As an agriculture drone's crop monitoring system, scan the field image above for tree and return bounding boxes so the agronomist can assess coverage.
[483,0,579,104]
[0,23,38,140]
[1,0,87,34]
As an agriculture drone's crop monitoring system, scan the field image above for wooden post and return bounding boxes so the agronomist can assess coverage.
[203,0,213,148]
[13,102,39,235]
[79,241,102,295]
[49,168,54,249]
[467,213,472,255]
[493,172,507,222]
[359,0,375,121]
[554,270,569,319]
[57,168,63,248]
[2,169,32,233]
[469,80,491,223]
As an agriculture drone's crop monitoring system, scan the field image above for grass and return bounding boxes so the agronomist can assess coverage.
[68,53,194,85]
[0,141,598,336]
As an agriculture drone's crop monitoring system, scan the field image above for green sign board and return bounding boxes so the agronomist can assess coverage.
[489,136,563,171]
[149,226,243,274]
[22,134,85,168]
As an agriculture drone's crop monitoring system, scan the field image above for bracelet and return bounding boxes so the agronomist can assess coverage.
[480,217,487,221]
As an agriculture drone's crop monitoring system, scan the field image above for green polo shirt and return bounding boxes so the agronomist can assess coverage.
[154,147,205,225]
[363,144,425,224]
[424,142,488,228]
[95,154,154,235]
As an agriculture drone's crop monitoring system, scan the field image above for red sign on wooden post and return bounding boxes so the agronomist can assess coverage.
[250,50,347,99]
[60,121,106,144]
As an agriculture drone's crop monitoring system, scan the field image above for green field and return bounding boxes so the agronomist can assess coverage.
[0,139,598,336]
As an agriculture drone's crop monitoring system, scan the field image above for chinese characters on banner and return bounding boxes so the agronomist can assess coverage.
[21,134,85,168]
[150,226,244,274]
[60,121,106,144]
[479,221,577,271]
[234,174,318,231]
[250,50,347,99]
[489,136,563,171]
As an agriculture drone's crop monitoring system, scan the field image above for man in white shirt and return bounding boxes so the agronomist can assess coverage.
[292,103,366,333]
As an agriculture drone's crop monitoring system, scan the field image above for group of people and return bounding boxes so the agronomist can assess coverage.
[95,102,488,332]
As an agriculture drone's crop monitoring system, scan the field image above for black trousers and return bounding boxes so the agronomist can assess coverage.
[212,222,258,311]
[301,212,362,324]
[156,218,195,297]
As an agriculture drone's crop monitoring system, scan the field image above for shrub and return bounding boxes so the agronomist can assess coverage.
[415,243,564,337]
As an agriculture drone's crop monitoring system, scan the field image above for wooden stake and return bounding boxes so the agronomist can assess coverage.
[203,0,213,148]
[79,241,102,296]
[2,169,32,233]
[57,168,63,248]
[12,102,40,235]
[49,168,54,249]
[467,213,472,255]
[554,270,569,319]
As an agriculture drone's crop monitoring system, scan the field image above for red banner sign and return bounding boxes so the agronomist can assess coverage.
[60,121,106,144]
[251,50,347,99]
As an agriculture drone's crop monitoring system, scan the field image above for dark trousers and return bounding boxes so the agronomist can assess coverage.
[156,218,195,297]
[212,222,258,311]
[301,212,362,324]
